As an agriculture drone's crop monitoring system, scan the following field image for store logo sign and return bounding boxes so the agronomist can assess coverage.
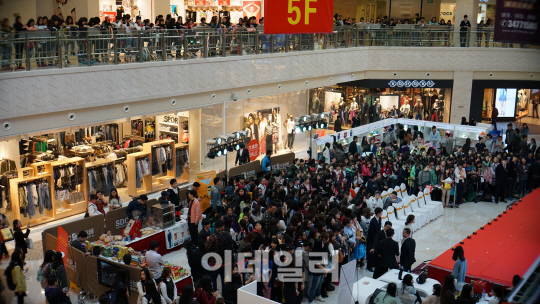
[164,116,178,124]
[389,80,435,88]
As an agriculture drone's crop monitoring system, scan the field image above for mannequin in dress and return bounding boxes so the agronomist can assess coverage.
[338,97,346,125]
[312,92,321,114]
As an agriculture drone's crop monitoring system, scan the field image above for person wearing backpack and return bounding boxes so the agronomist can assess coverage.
[44,274,71,304]
[43,252,69,293]
[37,250,54,289]
[6,249,26,303]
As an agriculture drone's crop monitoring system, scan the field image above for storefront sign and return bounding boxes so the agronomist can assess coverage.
[57,226,69,265]
[388,80,435,88]
[247,139,260,161]
[195,171,216,213]
[219,0,231,5]
[164,116,178,124]
[271,152,296,171]
[164,223,190,249]
[494,0,540,44]
[263,0,334,34]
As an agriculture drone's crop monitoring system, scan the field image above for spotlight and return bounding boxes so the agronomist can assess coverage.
[215,137,222,145]
[234,130,247,140]
[206,149,216,159]
[295,127,301,134]
[235,143,240,151]
[302,126,307,132]
[308,125,312,131]
[216,150,222,157]
[223,148,228,155]
[219,134,234,144]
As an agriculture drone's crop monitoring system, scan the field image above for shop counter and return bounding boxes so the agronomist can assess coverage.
[126,220,190,256]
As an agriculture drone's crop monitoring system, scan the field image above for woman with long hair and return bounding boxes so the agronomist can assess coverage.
[196,275,219,304]
[137,268,154,304]
[223,272,243,304]
[456,284,475,304]
[37,250,54,286]
[143,279,166,304]
[13,220,30,257]
[374,282,397,304]
[159,267,178,304]
[404,215,415,238]
[9,248,26,303]
[108,188,122,209]
[422,284,442,304]
[440,274,456,304]
[451,246,467,284]
[178,285,194,304]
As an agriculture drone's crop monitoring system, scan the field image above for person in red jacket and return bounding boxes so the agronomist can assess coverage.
[196,275,219,304]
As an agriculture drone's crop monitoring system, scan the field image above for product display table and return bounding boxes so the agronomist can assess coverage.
[126,221,189,256]
[351,277,388,304]
[377,269,440,298]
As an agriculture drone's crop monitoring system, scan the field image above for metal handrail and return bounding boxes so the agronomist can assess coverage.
[0,26,533,72]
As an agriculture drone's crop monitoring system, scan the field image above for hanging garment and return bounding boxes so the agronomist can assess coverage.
[176,149,184,177]
[38,182,52,213]
[25,185,36,218]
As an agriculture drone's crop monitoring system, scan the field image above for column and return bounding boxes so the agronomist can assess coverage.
[450,71,473,124]
[154,0,172,21]
[453,0,479,47]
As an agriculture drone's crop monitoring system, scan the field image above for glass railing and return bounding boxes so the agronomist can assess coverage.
[0,25,534,73]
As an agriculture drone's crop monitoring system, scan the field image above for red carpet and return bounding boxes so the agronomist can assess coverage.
[427,189,540,289]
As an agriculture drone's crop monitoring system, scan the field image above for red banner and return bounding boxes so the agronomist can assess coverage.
[219,0,230,5]
[57,226,69,265]
[263,0,334,34]
[247,139,260,162]
[195,0,207,5]
[316,129,326,137]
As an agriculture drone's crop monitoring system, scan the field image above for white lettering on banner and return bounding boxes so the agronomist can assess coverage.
[501,20,538,29]
[274,162,290,171]
[116,218,130,229]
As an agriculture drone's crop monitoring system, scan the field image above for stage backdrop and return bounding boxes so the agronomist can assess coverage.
[494,0,540,45]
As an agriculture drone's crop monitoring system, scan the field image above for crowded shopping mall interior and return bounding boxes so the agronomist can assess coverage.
[0,0,539,303]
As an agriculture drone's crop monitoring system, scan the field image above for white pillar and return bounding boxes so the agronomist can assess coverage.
[450,71,474,124]
[453,0,479,47]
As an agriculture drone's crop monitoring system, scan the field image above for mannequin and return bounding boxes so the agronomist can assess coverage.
[350,97,359,123]
[400,100,411,116]
[362,97,369,124]
[374,99,382,122]
[284,115,295,150]
[312,92,320,114]
[338,97,346,125]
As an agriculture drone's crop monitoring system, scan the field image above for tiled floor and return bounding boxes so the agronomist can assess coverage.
[11,200,509,303]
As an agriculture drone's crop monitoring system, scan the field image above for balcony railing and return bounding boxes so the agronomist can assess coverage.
[0,25,533,72]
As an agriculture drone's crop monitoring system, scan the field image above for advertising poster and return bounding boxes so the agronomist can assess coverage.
[495,88,517,117]
[165,222,190,249]
[494,0,540,44]
[244,107,281,153]
[243,0,261,20]
[195,171,216,212]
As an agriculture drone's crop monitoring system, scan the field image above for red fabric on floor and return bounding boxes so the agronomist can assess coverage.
[428,189,540,288]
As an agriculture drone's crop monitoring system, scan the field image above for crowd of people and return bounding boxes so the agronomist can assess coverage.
[1,2,265,70]
[4,116,534,304]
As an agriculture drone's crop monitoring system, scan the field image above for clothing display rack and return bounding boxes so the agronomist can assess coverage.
[9,165,55,226]
[127,139,176,197]
[85,158,116,198]
[50,157,87,219]
[175,143,189,185]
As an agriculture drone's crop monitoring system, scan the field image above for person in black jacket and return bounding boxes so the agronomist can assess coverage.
[374,228,399,279]
[506,156,518,200]
[459,15,471,47]
[13,219,30,256]
[235,143,251,166]
[184,240,205,288]
[494,158,508,204]
[167,179,182,215]
[334,115,342,132]
[366,208,383,272]
[348,136,359,155]
[400,228,416,272]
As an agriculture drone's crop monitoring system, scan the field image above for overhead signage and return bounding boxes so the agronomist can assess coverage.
[388,80,436,88]
[263,0,334,34]
[494,0,540,45]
